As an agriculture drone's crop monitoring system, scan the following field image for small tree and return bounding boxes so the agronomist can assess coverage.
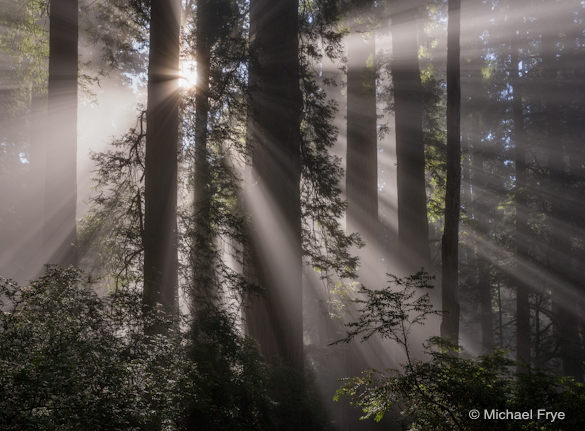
[334,272,585,430]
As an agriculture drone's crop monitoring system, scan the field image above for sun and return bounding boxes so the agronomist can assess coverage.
[179,58,198,89]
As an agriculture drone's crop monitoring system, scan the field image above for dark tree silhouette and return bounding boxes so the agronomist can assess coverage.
[245,0,303,371]
[346,3,378,246]
[143,0,181,313]
[542,22,583,382]
[45,0,78,267]
[390,0,430,271]
[440,0,461,344]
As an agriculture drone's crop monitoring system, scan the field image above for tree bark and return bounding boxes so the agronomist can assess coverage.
[390,1,430,271]
[541,19,583,381]
[245,0,303,371]
[45,0,78,267]
[143,0,181,313]
[440,0,461,345]
[346,18,378,247]
[470,140,494,352]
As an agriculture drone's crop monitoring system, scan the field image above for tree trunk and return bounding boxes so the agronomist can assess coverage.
[346,20,378,249]
[245,0,303,371]
[192,0,214,308]
[143,0,180,313]
[511,26,531,370]
[541,22,583,381]
[390,1,430,272]
[471,140,494,352]
[45,0,78,267]
[564,0,585,382]
[440,0,461,345]
[30,93,47,279]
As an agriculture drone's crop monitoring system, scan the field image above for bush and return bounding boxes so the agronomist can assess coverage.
[334,273,585,431]
[0,267,188,430]
[0,267,327,431]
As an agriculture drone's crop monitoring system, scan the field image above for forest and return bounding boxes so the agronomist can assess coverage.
[1,0,585,429]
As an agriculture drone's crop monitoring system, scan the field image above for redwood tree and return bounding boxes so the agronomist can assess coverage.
[245,0,303,371]
[45,0,78,267]
[143,0,181,313]
[440,0,461,344]
[346,2,378,248]
[390,1,430,271]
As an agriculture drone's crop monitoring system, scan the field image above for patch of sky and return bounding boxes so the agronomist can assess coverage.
[502,134,512,151]
[19,152,30,164]
[123,71,147,91]
[485,51,497,62]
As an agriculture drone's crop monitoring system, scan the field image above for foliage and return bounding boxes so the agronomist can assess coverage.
[180,0,251,302]
[264,365,333,431]
[299,0,361,283]
[334,272,585,430]
[334,271,437,348]
[337,343,585,430]
[0,0,48,91]
[181,308,273,431]
[0,267,188,430]
[79,112,147,291]
[80,0,150,80]
[0,267,323,431]
[0,0,48,231]
[299,67,362,281]
[422,66,448,225]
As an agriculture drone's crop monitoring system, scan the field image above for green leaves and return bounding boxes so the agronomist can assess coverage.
[0,267,187,430]
[334,271,438,346]
[334,272,585,430]
[0,267,315,430]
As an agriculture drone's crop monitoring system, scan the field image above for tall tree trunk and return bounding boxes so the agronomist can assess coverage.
[30,93,47,279]
[440,0,461,344]
[192,0,214,308]
[541,18,583,381]
[565,0,585,381]
[390,1,430,271]
[245,0,303,371]
[471,140,494,352]
[45,0,78,267]
[346,16,378,250]
[511,25,531,370]
[143,0,180,313]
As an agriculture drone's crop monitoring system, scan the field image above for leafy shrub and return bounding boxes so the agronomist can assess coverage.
[0,267,188,430]
[0,267,328,431]
[334,273,585,430]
